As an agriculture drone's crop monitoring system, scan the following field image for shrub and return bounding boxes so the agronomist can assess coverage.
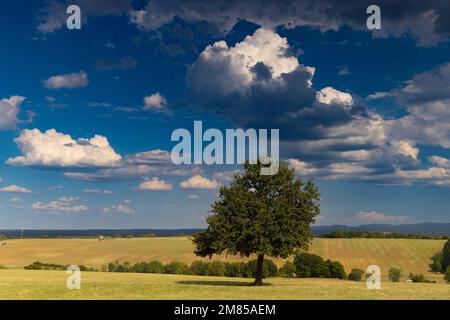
[445,267,450,283]
[224,262,248,278]
[348,268,365,281]
[208,261,226,276]
[164,262,191,275]
[442,240,450,272]
[116,261,131,272]
[79,265,97,272]
[388,267,401,282]
[294,253,326,277]
[294,253,347,279]
[24,261,67,271]
[107,261,130,272]
[190,261,210,276]
[409,273,434,283]
[246,259,278,278]
[278,262,296,278]
[147,261,165,274]
[0,265,7,270]
[430,253,443,272]
[326,260,347,279]
[131,262,150,273]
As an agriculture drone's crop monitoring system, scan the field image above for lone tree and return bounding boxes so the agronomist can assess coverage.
[193,160,320,286]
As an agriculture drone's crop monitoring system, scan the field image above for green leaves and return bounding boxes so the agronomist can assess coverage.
[193,160,321,261]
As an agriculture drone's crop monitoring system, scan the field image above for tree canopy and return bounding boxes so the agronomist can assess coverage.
[193,160,320,285]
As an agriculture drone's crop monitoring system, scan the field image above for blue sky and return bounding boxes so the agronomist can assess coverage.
[1,0,450,229]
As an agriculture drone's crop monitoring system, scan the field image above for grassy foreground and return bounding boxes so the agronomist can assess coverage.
[1,269,450,300]
[0,237,444,275]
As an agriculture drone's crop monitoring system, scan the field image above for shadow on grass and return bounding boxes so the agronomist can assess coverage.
[177,280,272,287]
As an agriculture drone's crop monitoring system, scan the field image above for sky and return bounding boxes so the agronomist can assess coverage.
[1,0,450,229]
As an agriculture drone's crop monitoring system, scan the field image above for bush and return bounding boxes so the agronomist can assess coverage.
[442,240,450,272]
[246,259,278,278]
[326,260,347,279]
[79,265,96,272]
[24,261,97,272]
[224,262,248,278]
[131,262,148,273]
[294,253,346,279]
[190,261,210,276]
[164,262,191,275]
[0,265,7,269]
[294,253,326,277]
[147,260,165,274]
[445,267,450,283]
[278,262,296,278]
[208,261,226,276]
[115,261,131,272]
[388,267,401,282]
[430,253,443,272]
[409,273,434,283]
[348,268,365,281]
[24,261,67,271]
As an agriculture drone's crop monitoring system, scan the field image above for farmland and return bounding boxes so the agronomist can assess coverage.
[0,237,449,300]
[0,237,445,275]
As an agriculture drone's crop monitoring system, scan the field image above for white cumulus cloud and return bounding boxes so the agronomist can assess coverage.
[0,96,26,130]
[0,185,32,193]
[43,70,89,89]
[138,177,173,191]
[7,129,122,168]
[143,92,167,112]
[31,200,88,214]
[180,175,218,189]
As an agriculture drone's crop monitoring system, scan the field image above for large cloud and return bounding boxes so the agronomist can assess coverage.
[183,28,450,187]
[185,28,378,160]
[0,96,26,130]
[7,129,122,168]
[131,0,450,46]
[185,28,366,138]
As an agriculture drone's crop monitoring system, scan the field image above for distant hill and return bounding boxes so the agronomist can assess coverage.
[312,222,450,237]
[1,222,450,238]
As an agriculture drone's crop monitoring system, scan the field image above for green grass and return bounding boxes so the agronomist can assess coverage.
[1,269,450,300]
[0,237,444,275]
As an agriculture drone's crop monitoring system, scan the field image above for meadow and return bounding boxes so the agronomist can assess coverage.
[0,237,445,275]
[1,269,450,300]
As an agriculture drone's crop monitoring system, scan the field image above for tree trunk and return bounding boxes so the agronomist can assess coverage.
[253,254,264,286]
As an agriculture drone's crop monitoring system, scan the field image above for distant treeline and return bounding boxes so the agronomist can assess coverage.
[24,261,97,272]
[0,229,202,239]
[3,228,448,240]
[319,230,448,239]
